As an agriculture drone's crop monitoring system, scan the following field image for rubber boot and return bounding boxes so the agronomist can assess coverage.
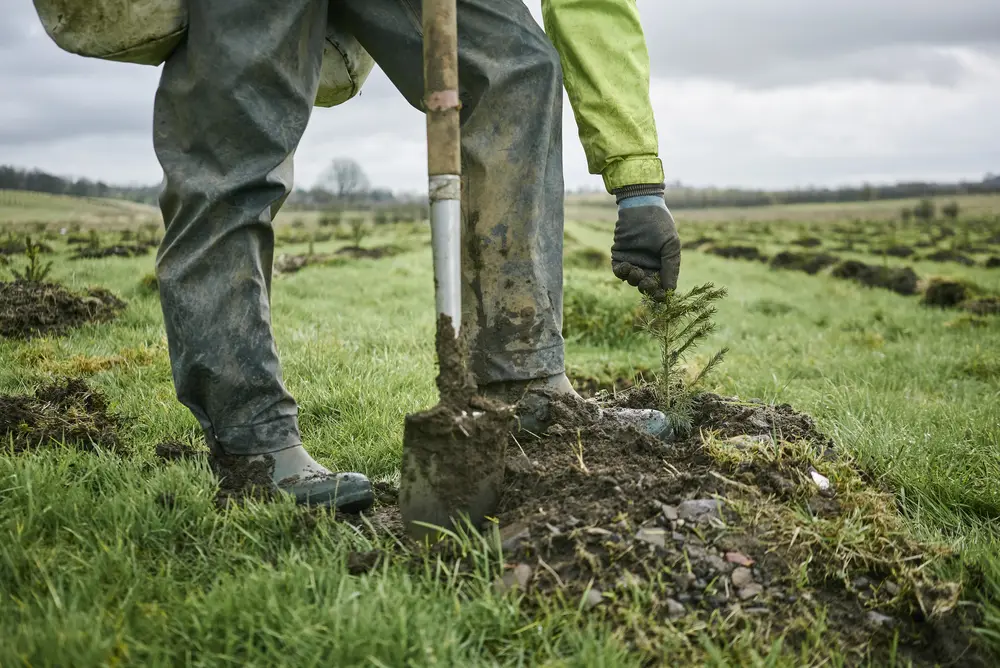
[482,373,672,440]
[217,446,374,513]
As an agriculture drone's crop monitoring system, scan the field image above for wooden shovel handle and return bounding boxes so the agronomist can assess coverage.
[424,0,461,178]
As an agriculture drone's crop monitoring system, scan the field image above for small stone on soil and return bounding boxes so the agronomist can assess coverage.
[725,552,754,567]
[636,527,668,548]
[494,563,533,595]
[584,589,604,610]
[705,555,731,573]
[500,523,530,552]
[866,611,896,628]
[677,498,724,522]
[810,469,832,490]
[731,567,754,588]
[738,583,764,600]
[666,598,686,618]
[660,504,679,521]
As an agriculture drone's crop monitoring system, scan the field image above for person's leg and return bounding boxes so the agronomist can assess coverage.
[153,0,372,508]
[335,0,566,386]
[337,0,669,438]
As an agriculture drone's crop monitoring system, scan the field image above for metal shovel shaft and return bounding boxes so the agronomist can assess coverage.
[424,0,462,333]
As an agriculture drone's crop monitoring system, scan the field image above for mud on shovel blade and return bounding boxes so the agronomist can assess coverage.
[399,0,509,541]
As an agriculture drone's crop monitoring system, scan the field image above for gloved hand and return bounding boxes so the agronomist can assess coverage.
[610,183,681,301]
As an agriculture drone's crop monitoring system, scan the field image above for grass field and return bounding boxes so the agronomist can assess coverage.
[568,193,1000,225]
[2,195,1000,665]
[0,190,158,227]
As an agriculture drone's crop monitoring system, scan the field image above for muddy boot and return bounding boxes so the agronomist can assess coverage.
[482,373,672,440]
[215,446,374,513]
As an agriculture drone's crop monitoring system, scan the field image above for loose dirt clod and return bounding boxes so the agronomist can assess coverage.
[706,245,768,262]
[0,280,127,339]
[154,439,206,462]
[71,242,156,260]
[210,453,278,509]
[883,245,915,258]
[681,236,715,250]
[922,279,969,308]
[770,251,841,275]
[923,250,976,266]
[831,260,920,295]
[921,279,1000,315]
[0,378,125,454]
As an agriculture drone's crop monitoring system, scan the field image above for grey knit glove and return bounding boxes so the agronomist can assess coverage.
[610,183,681,301]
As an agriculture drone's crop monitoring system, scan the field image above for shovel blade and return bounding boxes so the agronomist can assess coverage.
[399,403,509,540]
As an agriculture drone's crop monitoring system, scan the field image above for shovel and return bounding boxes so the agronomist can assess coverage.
[398,0,511,541]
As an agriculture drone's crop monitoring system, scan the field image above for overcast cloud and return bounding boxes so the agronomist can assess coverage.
[2,0,998,193]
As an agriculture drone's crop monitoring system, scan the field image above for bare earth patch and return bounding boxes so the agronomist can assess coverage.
[0,280,126,339]
[0,378,126,454]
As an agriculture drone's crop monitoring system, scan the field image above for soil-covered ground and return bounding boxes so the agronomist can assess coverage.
[70,241,157,260]
[316,387,984,665]
[0,378,126,454]
[0,280,127,339]
[274,245,404,274]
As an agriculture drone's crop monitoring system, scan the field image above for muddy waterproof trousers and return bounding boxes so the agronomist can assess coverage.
[153,0,566,456]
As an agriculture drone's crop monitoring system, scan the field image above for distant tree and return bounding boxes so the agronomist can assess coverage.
[913,198,936,223]
[900,207,913,224]
[941,201,960,220]
[319,158,370,203]
[374,209,390,226]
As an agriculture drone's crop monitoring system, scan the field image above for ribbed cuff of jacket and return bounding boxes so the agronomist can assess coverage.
[602,156,665,193]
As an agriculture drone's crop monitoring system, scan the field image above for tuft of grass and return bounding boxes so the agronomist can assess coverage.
[562,281,645,348]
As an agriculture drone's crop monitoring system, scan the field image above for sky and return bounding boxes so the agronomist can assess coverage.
[3,1,1000,194]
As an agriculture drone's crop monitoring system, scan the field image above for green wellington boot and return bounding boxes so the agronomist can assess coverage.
[215,445,375,513]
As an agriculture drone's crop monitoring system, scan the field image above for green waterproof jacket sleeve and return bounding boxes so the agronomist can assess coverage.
[541,0,664,192]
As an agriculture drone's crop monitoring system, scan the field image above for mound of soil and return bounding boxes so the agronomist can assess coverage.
[487,392,979,665]
[0,378,125,454]
[706,245,768,262]
[0,280,127,339]
[921,279,1000,315]
[335,245,399,260]
[71,242,156,260]
[791,236,822,248]
[922,279,969,309]
[831,261,920,296]
[0,239,53,256]
[681,236,714,250]
[883,245,915,258]
[985,256,1000,269]
[770,251,840,275]
[963,297,1000,316]
[348,386,981,664]
[274,245,402,274]
[923,250,976,266]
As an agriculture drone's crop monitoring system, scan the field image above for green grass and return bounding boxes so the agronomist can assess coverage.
[567,192,1000,224]
[0,190,158,227]
[2,217,1000,665]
